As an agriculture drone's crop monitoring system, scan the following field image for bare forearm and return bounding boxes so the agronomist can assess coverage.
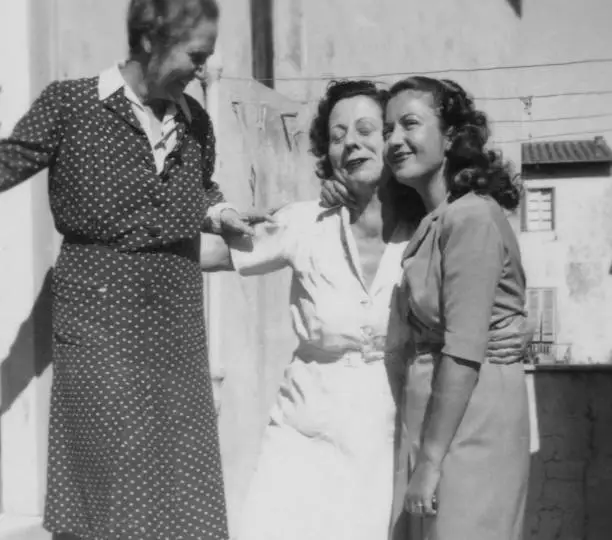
[418,355,479,467]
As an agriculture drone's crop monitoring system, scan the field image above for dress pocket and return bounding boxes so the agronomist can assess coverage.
[52,275,110,346]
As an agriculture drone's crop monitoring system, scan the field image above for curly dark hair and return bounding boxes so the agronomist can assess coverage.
[387,76,522,211]
[309,79,388,180]
[127,0,219,54]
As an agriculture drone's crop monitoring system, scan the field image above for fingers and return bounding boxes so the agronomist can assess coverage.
[225,218,255,237]
[244,211,276,225]
[405,495,438,517]
[320,179,359,209]
[333,182,358,209]
[320,188,337,209]
[266,203,289,215]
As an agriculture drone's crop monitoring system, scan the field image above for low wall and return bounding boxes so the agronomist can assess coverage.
[525,366,612,540]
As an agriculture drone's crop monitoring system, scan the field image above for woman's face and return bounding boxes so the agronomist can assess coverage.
[147,17,218,101]
[384,90,447,189]
[328,95,385,191]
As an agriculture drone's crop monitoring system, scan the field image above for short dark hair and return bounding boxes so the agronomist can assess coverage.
[127,0,220,54]
[309,79,388,180]
[388,76,522,211]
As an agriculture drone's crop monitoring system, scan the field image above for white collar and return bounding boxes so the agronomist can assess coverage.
[97,64,192,123]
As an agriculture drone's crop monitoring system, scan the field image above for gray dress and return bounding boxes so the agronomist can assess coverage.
[390,193,530,540]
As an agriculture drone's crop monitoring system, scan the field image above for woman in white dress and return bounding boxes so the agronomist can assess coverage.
[200,80,424,540]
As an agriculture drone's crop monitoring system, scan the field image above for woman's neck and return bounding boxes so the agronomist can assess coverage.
[349,185,386,239]
[415,167,448,213]
[120,59,150,103]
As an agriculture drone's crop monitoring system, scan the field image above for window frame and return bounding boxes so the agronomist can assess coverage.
[521,187,555,232]
[526,287,557,343]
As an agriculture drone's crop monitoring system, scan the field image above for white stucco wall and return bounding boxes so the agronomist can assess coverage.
[273,0,523,165]
[516,0,612,142]
[516,0,612,363]
[0,0,130,517]
[520,174,612,363]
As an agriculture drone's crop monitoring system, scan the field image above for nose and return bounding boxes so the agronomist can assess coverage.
[195,64,208,82]
[386,124,403,147]
[344,128,361,150]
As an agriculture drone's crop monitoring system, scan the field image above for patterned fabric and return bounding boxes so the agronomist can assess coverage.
[97,64,195,174]
[0,76,229,539]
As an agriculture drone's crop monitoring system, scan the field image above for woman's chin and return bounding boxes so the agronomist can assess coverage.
[390,167,419,188]
[346,167,383,185]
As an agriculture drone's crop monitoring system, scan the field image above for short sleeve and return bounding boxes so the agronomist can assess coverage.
[229,203,302,276]
[0,81,65,192]
[440,203,504,364]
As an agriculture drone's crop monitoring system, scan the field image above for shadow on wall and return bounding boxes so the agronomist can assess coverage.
[525,369,612,540]
[212,77,321,531]
[507,0,522,17]
[0,269,53,415]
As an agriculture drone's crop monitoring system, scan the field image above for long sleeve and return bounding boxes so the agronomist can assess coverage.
[0,81,65,193]
[199,109,229,233]
[229,204,299,276]
[440,202,505,364]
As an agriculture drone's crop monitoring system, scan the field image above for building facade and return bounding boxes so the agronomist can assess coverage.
[520,137,612,364]
[1,0,526,536]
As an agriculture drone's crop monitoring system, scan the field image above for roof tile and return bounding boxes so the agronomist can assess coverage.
[522,137,612,165]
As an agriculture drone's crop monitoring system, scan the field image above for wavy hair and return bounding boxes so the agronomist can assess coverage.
[387,76,522,211]
[309,79,388,180]
[127,0,219,54]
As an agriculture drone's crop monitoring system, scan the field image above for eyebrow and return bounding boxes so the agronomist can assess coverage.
[331,115,381,127]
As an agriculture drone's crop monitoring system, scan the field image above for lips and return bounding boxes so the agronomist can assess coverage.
[344,157,369,172]
[388,152,413,166]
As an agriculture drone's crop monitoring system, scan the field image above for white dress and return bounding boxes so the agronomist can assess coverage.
[231,201,413,540]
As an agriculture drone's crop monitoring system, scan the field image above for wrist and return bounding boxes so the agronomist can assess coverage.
[209,203,238,233]
[417,447,445,470]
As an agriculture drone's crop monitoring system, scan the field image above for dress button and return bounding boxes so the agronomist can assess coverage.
[148,224,163,238]
[361,325,374,337]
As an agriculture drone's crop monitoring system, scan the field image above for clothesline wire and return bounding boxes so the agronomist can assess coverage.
[493,127,612,144]
[495,112,612,125]
[221,56,612,84]
[225,88,612,105]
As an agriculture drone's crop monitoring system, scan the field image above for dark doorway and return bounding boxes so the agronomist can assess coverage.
[250,0,275,88]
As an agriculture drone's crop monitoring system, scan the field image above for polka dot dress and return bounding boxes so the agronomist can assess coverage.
[0,79,228,539]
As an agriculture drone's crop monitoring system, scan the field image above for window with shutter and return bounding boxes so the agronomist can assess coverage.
[526,287,556,342]
[522,188,555,232]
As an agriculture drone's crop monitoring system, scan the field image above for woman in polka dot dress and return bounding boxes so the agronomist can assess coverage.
[0,1,250,538]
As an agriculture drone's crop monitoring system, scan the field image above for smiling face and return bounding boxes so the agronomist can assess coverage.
[146,16,218,101]
[327,95,385,193]
[384,89,448,189]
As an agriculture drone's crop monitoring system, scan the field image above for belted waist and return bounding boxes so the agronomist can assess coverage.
[413,341,524,365]
[56,235,202,292]
[63,234,199,259]
[294,341,406,366]
[414,342,443,356]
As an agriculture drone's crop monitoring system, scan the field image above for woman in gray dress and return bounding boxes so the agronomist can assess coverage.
[385,76,530,540]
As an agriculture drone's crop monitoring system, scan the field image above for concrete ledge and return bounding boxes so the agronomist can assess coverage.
[0,514,49,540]
[525,363,612,373]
